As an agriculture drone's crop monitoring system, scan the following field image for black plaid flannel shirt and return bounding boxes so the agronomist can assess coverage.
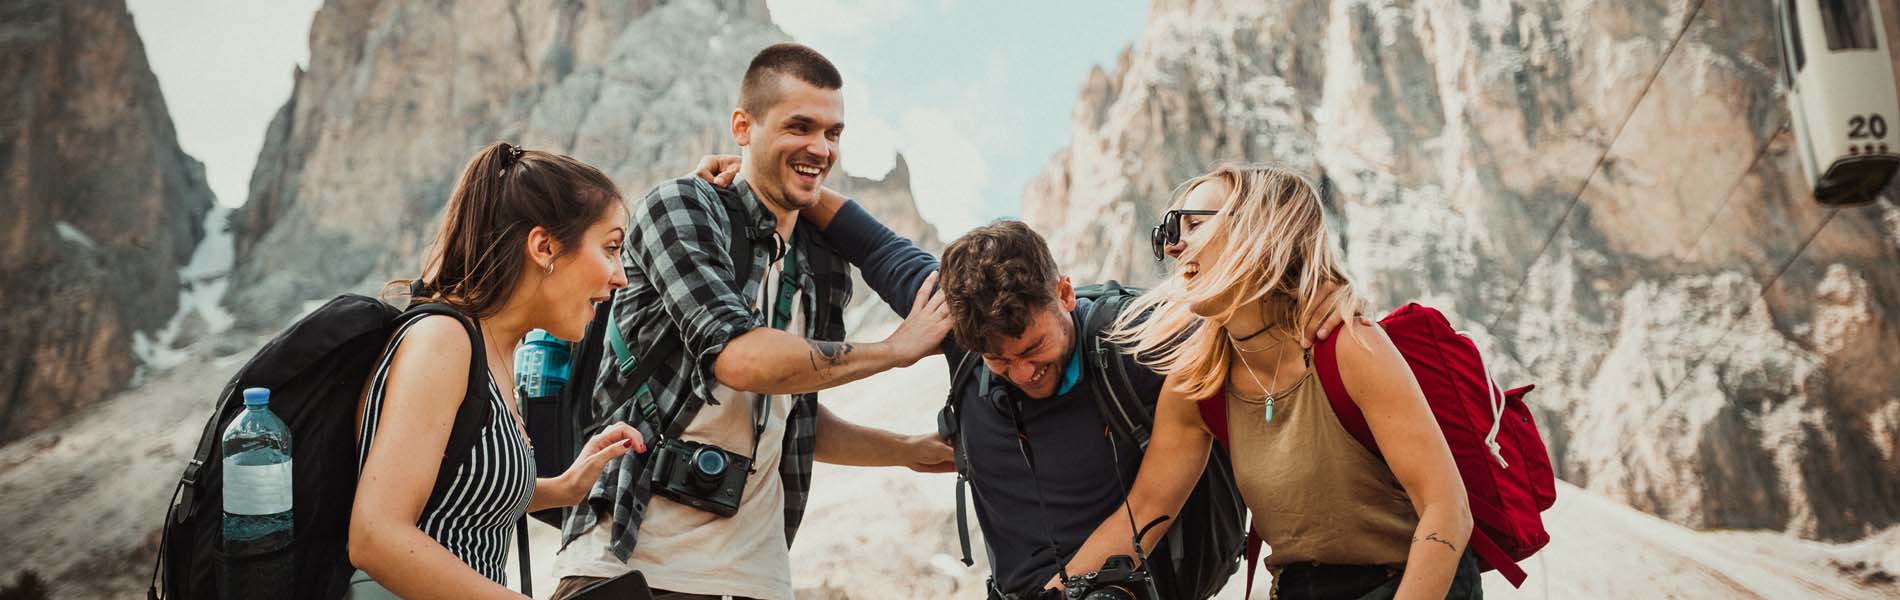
[560,175,852,561]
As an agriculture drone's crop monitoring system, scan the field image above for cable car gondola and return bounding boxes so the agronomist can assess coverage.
[1776,0,1899,205]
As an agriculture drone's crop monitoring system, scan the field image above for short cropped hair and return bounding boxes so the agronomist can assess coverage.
[939,221,1063,354]
[738,43,843,119]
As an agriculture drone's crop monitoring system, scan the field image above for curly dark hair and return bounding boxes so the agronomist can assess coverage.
[939,220,1061,354]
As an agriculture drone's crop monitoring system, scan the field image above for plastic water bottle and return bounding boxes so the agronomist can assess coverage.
[516,330,571,478]
[221,387,293,597]
[515,330,571,401]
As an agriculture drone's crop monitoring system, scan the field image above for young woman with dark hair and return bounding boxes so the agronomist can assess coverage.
[347,142,645,599]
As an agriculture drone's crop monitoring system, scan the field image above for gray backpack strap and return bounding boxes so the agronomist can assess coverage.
[939,351,985,567]
[1079,283,1150,448]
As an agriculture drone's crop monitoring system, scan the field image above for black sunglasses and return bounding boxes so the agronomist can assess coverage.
[1149,209,1219,260]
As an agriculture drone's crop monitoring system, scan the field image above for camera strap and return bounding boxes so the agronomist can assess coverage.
[744,238,802,473]
[989,369,1067,580]
[612,184,757,440]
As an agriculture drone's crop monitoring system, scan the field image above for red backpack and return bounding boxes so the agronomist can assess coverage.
[1198,303,1554,595]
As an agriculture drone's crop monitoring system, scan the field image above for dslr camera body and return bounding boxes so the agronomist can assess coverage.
[649,438,749,517]
[1062,555,1158,600]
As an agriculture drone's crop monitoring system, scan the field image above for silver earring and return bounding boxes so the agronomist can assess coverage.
[544,262,554,276]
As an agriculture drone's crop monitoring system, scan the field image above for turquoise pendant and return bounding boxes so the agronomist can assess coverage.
[1263,395,1276,423]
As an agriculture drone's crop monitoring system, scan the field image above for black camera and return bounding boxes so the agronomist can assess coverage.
[649,438,749,517]
[1063,555,1158,600]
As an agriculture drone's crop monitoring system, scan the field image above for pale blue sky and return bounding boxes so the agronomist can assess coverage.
[768,0,1149,234]
[129,0,1148,236]
[127,0,324,209]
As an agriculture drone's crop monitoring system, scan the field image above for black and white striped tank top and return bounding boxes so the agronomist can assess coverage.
[357,317,535,583]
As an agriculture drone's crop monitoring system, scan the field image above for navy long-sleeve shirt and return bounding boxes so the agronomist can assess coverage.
[820,201,1168,594]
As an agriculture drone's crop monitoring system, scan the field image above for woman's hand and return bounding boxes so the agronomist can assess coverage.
[550,422,645,507]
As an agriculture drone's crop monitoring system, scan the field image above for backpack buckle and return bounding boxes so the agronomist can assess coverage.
[936,404,960,441]
[179,458,204,487]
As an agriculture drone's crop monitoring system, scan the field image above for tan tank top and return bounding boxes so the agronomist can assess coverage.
[1226,356,1418,567]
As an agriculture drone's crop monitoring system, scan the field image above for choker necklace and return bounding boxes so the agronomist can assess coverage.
[1227,326,1289,353]
[1227,322,1272,342]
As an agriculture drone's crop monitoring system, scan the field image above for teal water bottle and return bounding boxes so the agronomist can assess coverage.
[516,330,572,478]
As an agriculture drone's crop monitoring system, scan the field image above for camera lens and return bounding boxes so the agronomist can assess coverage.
[692,447,728,478]
[1081,588,1136,600]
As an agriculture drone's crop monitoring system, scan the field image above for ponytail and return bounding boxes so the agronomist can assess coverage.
[388,142,622,316]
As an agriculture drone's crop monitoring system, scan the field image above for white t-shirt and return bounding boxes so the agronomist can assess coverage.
[555,254,804,600]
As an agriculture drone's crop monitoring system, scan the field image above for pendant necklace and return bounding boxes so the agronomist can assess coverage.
[1239,340,1285,423]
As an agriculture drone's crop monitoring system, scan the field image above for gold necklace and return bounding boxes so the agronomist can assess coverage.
[1237,341,1285,423]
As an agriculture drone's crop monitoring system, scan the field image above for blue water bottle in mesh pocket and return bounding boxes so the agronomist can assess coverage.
[515,330,572,478]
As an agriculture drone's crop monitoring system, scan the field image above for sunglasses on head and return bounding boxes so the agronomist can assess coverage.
[1149,209,1219,260]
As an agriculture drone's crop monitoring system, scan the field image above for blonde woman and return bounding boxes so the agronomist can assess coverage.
[1058,164,1479,599]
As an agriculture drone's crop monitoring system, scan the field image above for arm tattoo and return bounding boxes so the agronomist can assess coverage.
[807,341,856,376]
[1414,531,1458,553]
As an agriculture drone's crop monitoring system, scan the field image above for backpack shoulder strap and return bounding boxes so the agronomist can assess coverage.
[941,351,985,568]
[1243,527,1263,600]
[1080,285,1150,448]
[1313,331,1378,457]
[605,182,757,433]
[1197,392,1230,448]
[397,303,493,458]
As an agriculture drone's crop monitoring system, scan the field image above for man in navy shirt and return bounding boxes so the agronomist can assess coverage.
[805,193,1157,597]
[692,158,1357,598]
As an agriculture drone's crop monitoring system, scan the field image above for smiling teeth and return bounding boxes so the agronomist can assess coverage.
[793,165,820,176]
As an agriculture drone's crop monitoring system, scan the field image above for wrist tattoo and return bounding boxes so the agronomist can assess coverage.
[1414,531,1458,553]
[808,340,855,375]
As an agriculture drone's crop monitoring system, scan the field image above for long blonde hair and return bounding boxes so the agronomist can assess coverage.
[1112,163,1358,399]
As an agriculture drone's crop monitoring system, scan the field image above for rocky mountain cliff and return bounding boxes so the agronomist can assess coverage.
[226,0,936,328]
[1024,0,1900,541]
[0,0,215,445]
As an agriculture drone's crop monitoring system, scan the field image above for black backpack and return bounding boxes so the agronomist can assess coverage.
[940,281,1248,600]
[148,296,526,600]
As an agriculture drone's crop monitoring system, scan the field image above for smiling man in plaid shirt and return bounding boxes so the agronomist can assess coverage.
[550,44,957,600]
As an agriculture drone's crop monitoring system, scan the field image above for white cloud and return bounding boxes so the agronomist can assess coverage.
[765,0,1020,237]
[833,60,899,179]
[765,0,902,179]
[840,112,900,179]
[767,0,910,39]
[897,107,990,237]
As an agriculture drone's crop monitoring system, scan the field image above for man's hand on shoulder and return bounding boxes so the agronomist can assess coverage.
[693,154,741,188]
[884,271,952,366]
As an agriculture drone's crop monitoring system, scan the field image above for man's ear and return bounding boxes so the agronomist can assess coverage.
[731,108,752,148]
[1056,276,1076,311]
